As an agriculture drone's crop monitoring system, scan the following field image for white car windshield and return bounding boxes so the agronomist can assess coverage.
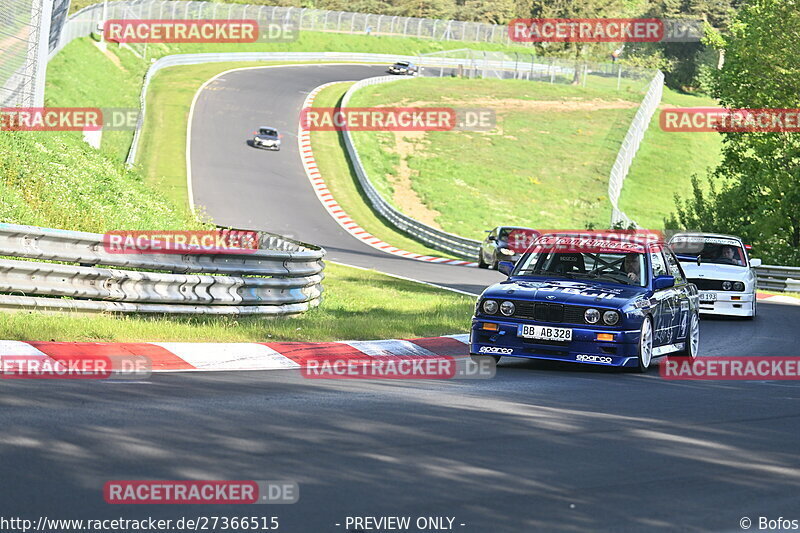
[674,237,747,267]
[514,250,647,287]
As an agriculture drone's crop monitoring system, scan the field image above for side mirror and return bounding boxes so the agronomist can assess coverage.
[487,235,496,241]
[750,258,762,267]
[653,275,675,290]
[498,261,515,276]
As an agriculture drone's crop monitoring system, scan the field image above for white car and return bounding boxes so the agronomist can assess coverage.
[668,233,761,319]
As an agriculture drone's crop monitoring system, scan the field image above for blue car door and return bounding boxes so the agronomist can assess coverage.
[664,247,691,344]
[648,246,673,348]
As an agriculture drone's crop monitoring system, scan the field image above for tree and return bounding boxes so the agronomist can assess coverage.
[668,0,800,265]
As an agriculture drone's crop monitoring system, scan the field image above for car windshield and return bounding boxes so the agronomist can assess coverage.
[514,250,647,287]
[395,62,409,66]
[674,237,746,266]
[259,128,277,136]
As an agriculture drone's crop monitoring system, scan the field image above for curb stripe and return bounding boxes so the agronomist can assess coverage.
[297,82,478,268]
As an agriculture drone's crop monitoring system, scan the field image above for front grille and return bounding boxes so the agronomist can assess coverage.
[688,279,745,291]
[513,301,587,325]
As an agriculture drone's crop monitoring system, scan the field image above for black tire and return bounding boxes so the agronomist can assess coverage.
[675,311,699,358]
[635,316,654,373]
[470,354,500,364]
[477,252,489,269]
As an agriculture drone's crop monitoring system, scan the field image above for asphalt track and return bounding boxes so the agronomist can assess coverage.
[2,64,799,533]
[189,64,501,295]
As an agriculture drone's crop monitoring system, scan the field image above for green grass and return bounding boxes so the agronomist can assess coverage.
[618,90,723,229]
[310,82,463,260]
[0,263,474,342]
[349,77,643,238]
[0,129,200,232]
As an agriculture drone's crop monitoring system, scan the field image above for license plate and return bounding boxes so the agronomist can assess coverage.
[518,324,572,342]
[699,292,717,302]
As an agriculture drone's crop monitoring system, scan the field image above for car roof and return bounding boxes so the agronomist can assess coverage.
[259,126,277,130]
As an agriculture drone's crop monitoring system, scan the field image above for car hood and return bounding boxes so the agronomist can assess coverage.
[255,134,279,140]
[680,262,749,281]
[482,278,647,307]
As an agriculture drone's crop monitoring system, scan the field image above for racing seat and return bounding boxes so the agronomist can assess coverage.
[553,253,585,274]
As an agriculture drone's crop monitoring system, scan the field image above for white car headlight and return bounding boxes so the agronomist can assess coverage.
[722,281,732,290]
[585,308,600,324]
[733,281,745,291]
[482,299,498,314]
[500,301,515,316]
[499,248,514,256]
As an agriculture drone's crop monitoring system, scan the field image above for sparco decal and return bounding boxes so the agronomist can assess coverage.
[576,355,613,364]
[479,347,513,354]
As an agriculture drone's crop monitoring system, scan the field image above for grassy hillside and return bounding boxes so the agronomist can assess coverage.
[348,76,643,237]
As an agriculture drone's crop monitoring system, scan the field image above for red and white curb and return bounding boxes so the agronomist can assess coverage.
[0,335,470,373]
[756,293,800,306]
[297,82,478,268]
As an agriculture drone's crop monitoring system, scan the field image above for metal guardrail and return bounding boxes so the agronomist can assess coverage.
[0,223,325,314]
[338,75,482,259]
[755,265,800,293]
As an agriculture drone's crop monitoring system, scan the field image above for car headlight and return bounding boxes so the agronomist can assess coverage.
[482,299,498,314]
[499,247,514,256]
[722,281,732,290]
[500,301,515,316]
[733,281,745,291]
[603,310,620,325]
[584,308,600,324]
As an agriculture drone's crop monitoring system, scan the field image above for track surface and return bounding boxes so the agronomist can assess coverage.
[2,64,799,532]
[189,64,500,295]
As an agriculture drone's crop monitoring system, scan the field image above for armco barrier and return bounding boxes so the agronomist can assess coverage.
[0,223,325,314]
[755,265,800,293]
[338,75,482,259]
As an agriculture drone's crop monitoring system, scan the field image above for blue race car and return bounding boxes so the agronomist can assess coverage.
[470,236,700,372]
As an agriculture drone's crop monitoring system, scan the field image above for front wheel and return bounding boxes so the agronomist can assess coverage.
[676,311,699,358]
[635,317,654,373]
[477,252,489,269]
[745,297,757,320]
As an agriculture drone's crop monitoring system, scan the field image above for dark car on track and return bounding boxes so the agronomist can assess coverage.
[252,127,281,151]
[478,226,534,269]
[470,235,700,372]
[387,61,418,75]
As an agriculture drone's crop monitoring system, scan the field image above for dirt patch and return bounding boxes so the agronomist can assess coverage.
[93,41,125,71]
[388,131,443,229]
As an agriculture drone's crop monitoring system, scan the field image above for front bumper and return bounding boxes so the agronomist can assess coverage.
[254,140,280,150]
[697,291,754,316]
[470,318,641,368]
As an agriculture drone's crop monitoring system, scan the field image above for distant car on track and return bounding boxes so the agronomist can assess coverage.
[252,127,281,151]
[668,232,760,319]
[387,61,418,75]
[478,226,535,269]
[470,235,700,372]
